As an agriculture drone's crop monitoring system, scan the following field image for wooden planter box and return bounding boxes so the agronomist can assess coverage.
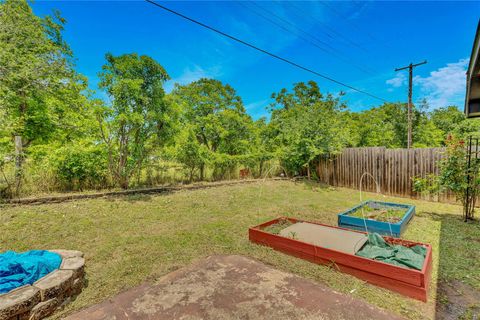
[338,201,416,237]
[249,217,432,302]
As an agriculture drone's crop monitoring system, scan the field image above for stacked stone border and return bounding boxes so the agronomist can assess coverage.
[0,250,85,320]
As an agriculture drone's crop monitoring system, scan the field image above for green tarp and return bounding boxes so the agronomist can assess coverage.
[356,233,426,270]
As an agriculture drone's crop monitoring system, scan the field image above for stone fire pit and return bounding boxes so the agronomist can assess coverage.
[0,250,85,320]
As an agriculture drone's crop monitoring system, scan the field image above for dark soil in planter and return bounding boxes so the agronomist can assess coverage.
[350,204,406,223]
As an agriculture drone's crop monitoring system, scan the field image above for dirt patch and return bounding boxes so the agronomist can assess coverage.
[436,280,480,320]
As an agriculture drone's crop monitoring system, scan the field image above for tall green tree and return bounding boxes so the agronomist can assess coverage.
[425,103,478,142]
[250,117,275,176]
[350,101,444,148]
[172,78,254,179]
[0,0,87,194]
[97,53,174,188]
[348,107,396,147]
[172,124,210,182]
[269,81,349,176]
[430,106,467,143]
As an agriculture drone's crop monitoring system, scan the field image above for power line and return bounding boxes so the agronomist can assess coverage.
[144,0,387,102]
[318,1,401,67]
[241,1,376,75]
[246,2,340,54]
[237,1,373,75]
[235,2,332,56]
[320,2,388,47]
[287,2,369,54]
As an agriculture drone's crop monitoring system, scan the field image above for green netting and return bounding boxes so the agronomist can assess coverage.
[356,233,426,270]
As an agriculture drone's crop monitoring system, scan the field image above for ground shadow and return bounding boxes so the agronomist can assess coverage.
[418,211,480,319]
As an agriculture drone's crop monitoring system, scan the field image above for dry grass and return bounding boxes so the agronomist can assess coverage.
[0,180,479,319]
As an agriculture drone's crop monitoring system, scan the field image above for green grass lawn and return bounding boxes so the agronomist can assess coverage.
[1,180,479,319]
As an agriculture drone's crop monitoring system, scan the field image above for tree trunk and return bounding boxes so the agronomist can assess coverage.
[307,165,311,180]
[14,135,23,196]
[136,166,141,186]
[200,164,205,181]
[189,166,195,183]
[119,175,129,189]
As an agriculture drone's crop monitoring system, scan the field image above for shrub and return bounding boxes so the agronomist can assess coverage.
[53,144,109,190]
[413,135,480,220]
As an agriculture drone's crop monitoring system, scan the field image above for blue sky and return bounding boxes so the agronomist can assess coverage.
[32,1,479,119]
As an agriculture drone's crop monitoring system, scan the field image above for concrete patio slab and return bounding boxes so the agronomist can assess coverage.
[66,255,403,320]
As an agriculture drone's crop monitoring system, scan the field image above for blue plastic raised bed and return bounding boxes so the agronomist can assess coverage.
[338,200,415,237]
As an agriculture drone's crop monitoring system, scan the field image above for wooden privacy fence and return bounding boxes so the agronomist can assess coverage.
[316,147,456,203]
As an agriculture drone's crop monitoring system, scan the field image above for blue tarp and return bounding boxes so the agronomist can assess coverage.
[0,250,62,294]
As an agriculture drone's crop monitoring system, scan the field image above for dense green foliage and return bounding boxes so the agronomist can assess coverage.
[0,0,89,195]
[413,135,480,219]
[0,0,478,197]
[269,81,350,175]
[48,143,109,191]
[171,78,260,180]
[97,53,174,188]
[347,102,476,148]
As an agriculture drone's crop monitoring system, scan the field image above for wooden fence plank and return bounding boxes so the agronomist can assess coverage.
[316,147,457,204]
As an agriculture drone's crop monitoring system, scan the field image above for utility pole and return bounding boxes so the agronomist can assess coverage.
[395,60,427,148]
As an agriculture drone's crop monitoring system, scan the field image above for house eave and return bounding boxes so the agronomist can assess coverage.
[465,20,480,118]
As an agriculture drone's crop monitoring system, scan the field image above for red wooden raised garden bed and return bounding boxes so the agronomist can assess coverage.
[249,217,432,302]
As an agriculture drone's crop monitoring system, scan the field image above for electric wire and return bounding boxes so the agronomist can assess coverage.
[286,2,369,54]
[319,1,402,52]
[144,0,388,102]
[240,1,376,75]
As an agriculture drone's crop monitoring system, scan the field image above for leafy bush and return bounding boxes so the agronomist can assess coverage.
[26,143,109,192]
[413,135,480,220]
[172,128,211,182]
[53,144,109,190]
[210,153,273,180]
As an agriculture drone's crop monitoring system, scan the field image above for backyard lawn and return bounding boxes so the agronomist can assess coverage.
[1,180,479,319]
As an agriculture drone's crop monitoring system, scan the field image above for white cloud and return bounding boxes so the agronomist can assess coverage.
[414,58,468,108]
[164,65,222,93]
[386,58,469,108]
[386,72,406,88]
